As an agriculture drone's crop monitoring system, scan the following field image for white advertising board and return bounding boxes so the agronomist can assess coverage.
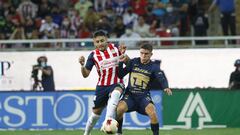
[0,48,239,91]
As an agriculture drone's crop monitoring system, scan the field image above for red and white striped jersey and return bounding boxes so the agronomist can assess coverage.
[85,43,123,86]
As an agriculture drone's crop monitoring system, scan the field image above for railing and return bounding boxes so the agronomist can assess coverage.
[0,36,240,50]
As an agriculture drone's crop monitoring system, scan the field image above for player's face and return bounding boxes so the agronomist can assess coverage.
[93,36,108,51]
[140,49,152,64]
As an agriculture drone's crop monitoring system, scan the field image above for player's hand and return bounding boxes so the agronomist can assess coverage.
[164,88,172,96]
[119,44,127,54]
[119,54,129,63]
[79,56,85,66]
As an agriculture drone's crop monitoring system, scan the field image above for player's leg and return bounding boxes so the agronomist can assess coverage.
[84,107,104,135]
[116,92,134,135]
[116,100,128,134]
[145,103,159,135]
[138,95,159,135]
[84,86,109,135]
[105,83,124,119]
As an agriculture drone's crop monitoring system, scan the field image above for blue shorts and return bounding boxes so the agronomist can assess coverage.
[93,83,124,109]
[121,91,153,115]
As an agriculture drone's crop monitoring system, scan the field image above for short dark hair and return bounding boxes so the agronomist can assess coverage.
[140,43,153,52]
[93,30,108,38]
[37,56,47,64]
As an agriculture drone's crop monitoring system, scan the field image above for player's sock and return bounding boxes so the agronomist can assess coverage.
[84,112,100,135]
[105,90,121,119]
[117,118,123,134]
[151,123,159,135]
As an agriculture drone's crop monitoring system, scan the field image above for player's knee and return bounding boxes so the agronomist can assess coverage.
[114,86,123,93]
[92,107,104,115]
[116,102,127,117]
[147,110,158,123]
[145,104,157,117]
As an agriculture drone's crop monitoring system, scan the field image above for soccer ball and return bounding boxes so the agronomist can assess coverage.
[102,118,119,134]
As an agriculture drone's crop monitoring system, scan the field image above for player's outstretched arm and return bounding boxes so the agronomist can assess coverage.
[79,56,91,78]
[118,55,131,78]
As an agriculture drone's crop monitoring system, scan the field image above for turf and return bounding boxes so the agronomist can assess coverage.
[0,128,239,135]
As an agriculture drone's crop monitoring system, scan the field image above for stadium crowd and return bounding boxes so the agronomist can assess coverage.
[0,0,233,48]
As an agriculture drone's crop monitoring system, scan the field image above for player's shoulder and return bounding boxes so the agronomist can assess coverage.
[108,42,119,48]
[150,59,162,70]
[151,59,161,65]
[87,51,95,59]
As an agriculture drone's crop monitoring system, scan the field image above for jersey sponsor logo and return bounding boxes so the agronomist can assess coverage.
[100,57,119,70]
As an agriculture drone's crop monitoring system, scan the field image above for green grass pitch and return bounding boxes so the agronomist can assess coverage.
[0,128,239,135]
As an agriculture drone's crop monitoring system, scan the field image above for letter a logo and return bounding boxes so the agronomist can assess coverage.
[177,92,212,129]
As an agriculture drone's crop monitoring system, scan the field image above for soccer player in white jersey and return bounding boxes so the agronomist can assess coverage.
[79,30,126,135]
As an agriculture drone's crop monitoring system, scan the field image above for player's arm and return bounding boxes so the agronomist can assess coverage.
[79,53,94,78]
[118,55,132,78]
[154,69,172,95]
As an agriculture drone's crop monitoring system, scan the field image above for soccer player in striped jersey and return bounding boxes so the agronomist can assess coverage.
[116,43,172,135]
[79,30,126,135]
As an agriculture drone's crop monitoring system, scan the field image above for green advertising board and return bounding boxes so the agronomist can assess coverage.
[162,89,240,129]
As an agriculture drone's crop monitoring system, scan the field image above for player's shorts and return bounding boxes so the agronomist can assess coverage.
[121,91,153,115]
[93,83,125,109]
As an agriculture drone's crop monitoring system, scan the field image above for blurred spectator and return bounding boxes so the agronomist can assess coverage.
[113,16,126,38]
[78,25,91,38]
[171,0,189,36]
[123,7,138,27]
[120,27,141,48]
[94,0,107,12]
[7,6,22,25]
[74,0,93,19]
[9,18,27,48]
[50,0,75,12]
[11,0,22,9]
[0,16,6,32]
[16,0,38,22]
[192,8,209,45]
[60,16,73,38]
[68,8,82,31]
[2,0,11,17]
[38,0,53,18]
[31,56,55,91]
[4,14,15,39]
[150,18,174,46]
[162,3,180,37]
[83,6,100,31]
[59,16,78,48]
[130,0,148,16]
[50,5,63,26]
[229,59,240,90]
[95,16,112,33]
[102,7,116,24]
[151,0,168,19]
[39,15,59,39]
[10,25,26,48]
[133,15,151,37]
[111,0,129,16]
[188,0,198,25]
[208,0,236,44]
[24,17,36,39]
[78,25,92,47]
[9,24,26,39]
